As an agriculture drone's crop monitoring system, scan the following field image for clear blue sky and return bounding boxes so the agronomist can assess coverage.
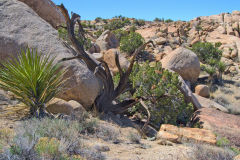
[52,0,240,21]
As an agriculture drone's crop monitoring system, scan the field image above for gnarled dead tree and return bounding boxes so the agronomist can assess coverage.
[58,4,153,116]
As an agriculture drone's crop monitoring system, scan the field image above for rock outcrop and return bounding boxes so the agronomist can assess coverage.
[192,108,240,147]
[0,0,101,108]
[157,124,216,144]
[96,30,119,52]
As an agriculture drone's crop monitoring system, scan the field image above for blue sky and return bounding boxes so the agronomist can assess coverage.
[52,0,240,21]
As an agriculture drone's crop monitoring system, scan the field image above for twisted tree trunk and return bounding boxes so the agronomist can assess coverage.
[58,4,153,114]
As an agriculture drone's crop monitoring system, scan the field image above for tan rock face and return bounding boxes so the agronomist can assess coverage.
[157,124,216,144]
[18,0,65,28]
[192,108,240,147]
[161,47,200,83]
[234,154,240,160]
[103,49,129,74]
[136,27,159,40]
[195,85,210,98]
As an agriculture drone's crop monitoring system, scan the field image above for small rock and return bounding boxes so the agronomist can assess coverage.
[195,85,210,98]
[47,98,84,115]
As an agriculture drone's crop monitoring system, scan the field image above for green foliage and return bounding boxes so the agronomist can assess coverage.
[0,117,106,160]
[154,18,159,22]
[104,17,130,30]
[130,62,194,127]
[94,30,104,38]
[58,26,92,50]
[191,42,222,64]
[95,17,102,23]
[0,49,65,117]
[217,137,231,147]
[133,19,145,26]
[114,62,194,128]
[130,25,137,32]
[230,147,240,155]
[120,32,145,55]
[191,42,225,83]
[35,137,60,159]
[164,19,174,23]
[112,29,128,41]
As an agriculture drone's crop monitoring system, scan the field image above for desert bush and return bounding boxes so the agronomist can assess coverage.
[133,19,145,26]
[104,18,130,31]
[192,42,226,83]
[191,42,222,64]
[130,62,194,128]
[120,32,145,55]
[94,30,104,38]
[112,29,129,41]
[129,25,137,32]
[95,17,102,23]
[0,49,65,118]
[114,62,194,129]
[164,19,174,23]
[34,137,61,159]
[0,117,106,160]
[127,132,141,144]
[217,137,231,147]
[95,123,120,142]
[190,143,235,160]
[154,18,164,22]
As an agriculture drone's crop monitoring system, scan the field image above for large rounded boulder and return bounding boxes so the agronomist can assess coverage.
[18,0,65,28]
[0,0,101,108]
[161,47,200,82]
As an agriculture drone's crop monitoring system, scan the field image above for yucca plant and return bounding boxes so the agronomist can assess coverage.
[0,49,66,118]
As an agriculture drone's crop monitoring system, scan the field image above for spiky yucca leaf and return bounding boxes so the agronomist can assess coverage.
[0,49,66,117]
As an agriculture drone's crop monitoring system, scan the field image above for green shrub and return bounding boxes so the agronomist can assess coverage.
[112,29,128,41]
[154,18,161,22]
[95,17,102,23]
[104,18,130,30]
[0,49,65,117]
[130,25,137,32]
[191,42,225,83]
[120,32,144,55]
[35,137,61,159]
[94,30,104,38]
[0,118,106,160]
[191,42,222,64]
[133,19,145,26]
[127,132,141,144]
[165,19,174,23]
[114,62,194,128]
[217,137,231,147]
